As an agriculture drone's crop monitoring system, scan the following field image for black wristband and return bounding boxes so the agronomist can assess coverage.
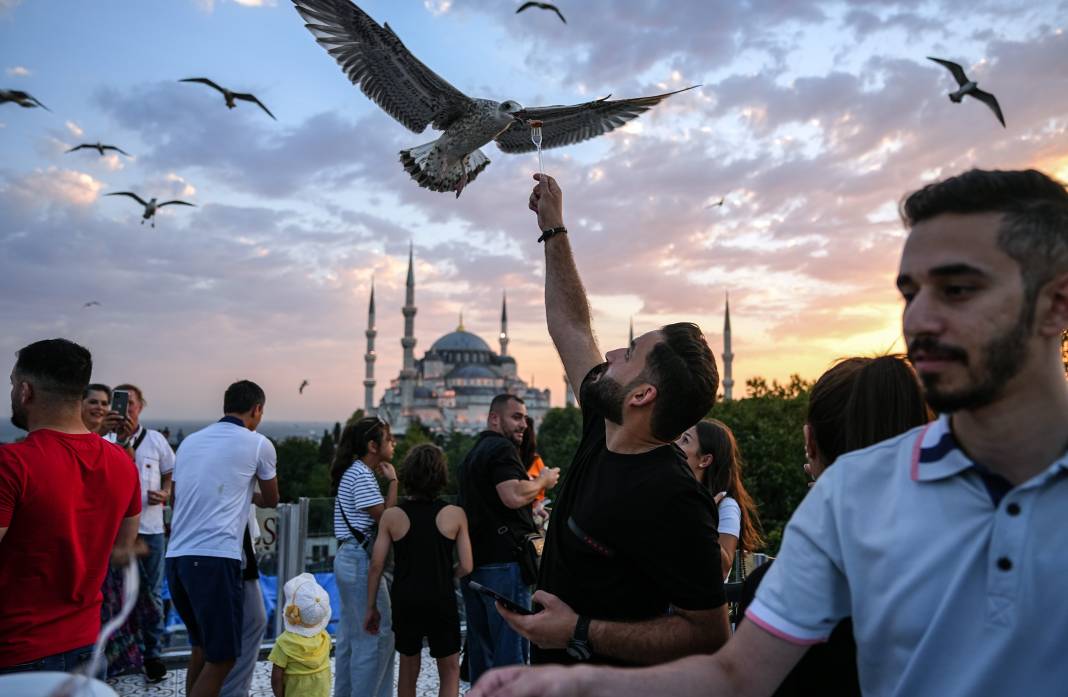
[538,226,567,243]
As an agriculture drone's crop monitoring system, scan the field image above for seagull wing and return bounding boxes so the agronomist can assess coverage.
[516,2,539,13]
[292,0,474,132]
[969,88,1006,127]
[66,144,91,153]
[30,94,51,111]
[496,86,698,154]
[180,77,228,95]
[107,191,149,207]
[233,92,278,120]
[158,200,196,208]
[927,57,969,86]
[299,380,309,394]
[549,4,567,23]
[103,145,132,156]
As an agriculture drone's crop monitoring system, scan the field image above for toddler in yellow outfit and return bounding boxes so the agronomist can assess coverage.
[269,573,332,697]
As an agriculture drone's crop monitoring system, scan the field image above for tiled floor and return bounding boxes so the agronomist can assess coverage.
[109,652,470,696]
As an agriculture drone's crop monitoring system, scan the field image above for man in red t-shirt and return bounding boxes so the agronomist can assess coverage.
[0,338,141,673]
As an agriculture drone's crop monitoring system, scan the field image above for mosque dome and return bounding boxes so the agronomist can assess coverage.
[430,329,493,354]
[446,364,498,380]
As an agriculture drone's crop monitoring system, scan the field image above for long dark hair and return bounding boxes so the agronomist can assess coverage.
[330,417,391,494]
[519,415,538,469]
[809,355,931,467]
[694,419,764,553]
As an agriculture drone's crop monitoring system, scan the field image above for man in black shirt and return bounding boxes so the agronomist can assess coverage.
[492,174,729,669]
[459,393,561,683]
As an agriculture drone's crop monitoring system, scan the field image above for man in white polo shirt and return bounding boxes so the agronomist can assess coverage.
[469,169,1068,697]
[111,382,175,682]
[166,380,279,697]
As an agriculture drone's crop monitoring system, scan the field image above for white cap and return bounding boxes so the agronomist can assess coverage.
[282,573,331,637]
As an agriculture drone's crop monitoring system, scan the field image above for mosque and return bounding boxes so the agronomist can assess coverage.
[361,247,736,436]
[363,246,551,435]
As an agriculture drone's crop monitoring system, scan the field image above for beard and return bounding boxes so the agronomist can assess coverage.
[580,362,628,426]
[911,310,1030,413]
[10,396,28,432]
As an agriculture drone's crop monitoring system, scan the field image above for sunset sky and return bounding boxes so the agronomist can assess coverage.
[1,0,1066,422]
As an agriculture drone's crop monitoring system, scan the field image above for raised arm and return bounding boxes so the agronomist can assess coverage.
[529,174,602,399]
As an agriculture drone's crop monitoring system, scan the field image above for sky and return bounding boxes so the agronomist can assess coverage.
[1,0,1066,422]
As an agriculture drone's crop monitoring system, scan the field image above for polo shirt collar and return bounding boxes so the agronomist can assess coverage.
[910,415,972,482]
[219,415,245,427]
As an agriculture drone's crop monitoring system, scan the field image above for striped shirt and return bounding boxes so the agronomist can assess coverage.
[334,460,383,541]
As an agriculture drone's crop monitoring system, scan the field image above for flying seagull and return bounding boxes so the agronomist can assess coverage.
[0,89,49,111]
[67,142,131,157]
[927,57,1005,128]
[292,0,695,197]
[516,2,566,24]
[105,192,195,228]
[179,78,277,120]
[299,379,310,395]
[83,301,101,308]
[705,196,725,209]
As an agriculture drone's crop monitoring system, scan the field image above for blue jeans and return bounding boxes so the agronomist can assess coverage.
[138,533,166,660]
[461,562,530,684]
[334,541,394,697]
[0,644,104,680]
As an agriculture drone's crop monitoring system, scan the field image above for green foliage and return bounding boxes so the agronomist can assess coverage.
[333,421,342,445]
[710,375,813,554]
[274,436,331,502]
[317,429,335,464]
[537,406,583,483]
[439,430,477,499]
[393,420,434,469]
[345,409,365,427]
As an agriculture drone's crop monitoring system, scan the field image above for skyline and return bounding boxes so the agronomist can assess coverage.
[1,0,1066,421]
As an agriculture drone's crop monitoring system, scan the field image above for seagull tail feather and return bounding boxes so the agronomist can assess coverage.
[399,141,491,195]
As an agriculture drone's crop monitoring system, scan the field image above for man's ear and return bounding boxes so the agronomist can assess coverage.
[628,383,657,408]
[16,380,32,407]
[1036,272,1068,338]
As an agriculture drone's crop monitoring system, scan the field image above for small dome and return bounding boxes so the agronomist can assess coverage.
[430,330,492,353]
[447,364,499,380]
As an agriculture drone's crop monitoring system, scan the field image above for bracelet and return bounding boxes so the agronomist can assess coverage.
[538,226,567,243]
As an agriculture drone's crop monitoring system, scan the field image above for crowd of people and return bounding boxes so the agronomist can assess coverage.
[0,165,1065,697]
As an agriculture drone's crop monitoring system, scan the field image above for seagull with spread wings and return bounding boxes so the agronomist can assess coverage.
[83,301,101,308]
[927,57,1005,128]
[0,89,50,111]
[179,78,277,120]
[516,2,567,24]
[67,142,131,157]
[292,0,695,197]
[105,192,195,228]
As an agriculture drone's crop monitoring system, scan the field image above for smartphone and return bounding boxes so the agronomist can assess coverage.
[111,389,130,420]
[468,581,534,616]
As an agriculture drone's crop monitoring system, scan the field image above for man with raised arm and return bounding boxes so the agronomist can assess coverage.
[472,170,1068,697]
[487,173,729,671]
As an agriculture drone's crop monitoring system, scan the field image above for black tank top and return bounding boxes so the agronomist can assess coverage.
[391,498,457,607]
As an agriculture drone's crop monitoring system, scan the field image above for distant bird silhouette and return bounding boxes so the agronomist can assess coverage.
[67,142,131,157]
[706,197,725,209]
[105,192,195,228]
[927,57,1005,128]
[179,78,277,120]
[0,89,49,111]
[293,0,694,197]
[83,301,101,308]
[299,380,310,395]
[516,2,566,24]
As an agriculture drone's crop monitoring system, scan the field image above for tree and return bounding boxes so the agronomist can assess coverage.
[392,420,434,474]
[711,377,812,554]
[333,421,342,445]
[537,406,583,483]
[317,429,335,464]
[439,430,477,498]
[274,436,331,502]
[345,409,365,427]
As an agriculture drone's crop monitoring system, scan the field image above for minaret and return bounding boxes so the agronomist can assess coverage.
[363,278,377,415]
[499,292,510,356]
[722,292,734,401]
[629,317,634,345]
[400,244,417,415]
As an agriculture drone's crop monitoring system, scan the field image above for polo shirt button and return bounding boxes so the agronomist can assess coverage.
[1006,503,1021,516]
[997,557,1013,571]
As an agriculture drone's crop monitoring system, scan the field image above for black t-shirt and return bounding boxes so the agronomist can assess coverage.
[458,430,537,567]
[533,368,726,666]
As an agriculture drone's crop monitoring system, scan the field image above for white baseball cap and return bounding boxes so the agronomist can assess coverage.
[282,573,331,637]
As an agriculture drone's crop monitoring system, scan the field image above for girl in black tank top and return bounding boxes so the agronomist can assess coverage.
[364,444,473,697]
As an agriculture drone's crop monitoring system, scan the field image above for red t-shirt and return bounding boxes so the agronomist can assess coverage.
[0,429,141,666]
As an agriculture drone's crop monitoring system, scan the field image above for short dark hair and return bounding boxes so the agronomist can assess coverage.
[490,393,524,415]
[224,380,265,414]
[400,443,448,499]
[901,168,1068,323]
[14,339,92,400]
[84,383,112,400]
[645,323,718,442]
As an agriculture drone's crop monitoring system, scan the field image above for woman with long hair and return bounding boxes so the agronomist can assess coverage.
[676,419,763,579]
[331,417,399,697]
[740,354,931,697]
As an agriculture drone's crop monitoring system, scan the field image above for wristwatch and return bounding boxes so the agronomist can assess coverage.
[566,615,593,661]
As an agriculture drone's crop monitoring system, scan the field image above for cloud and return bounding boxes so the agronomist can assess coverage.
[65,121,83,138]
[3,168,105,208]
[5,65,29,77]
[424,0,452,15]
